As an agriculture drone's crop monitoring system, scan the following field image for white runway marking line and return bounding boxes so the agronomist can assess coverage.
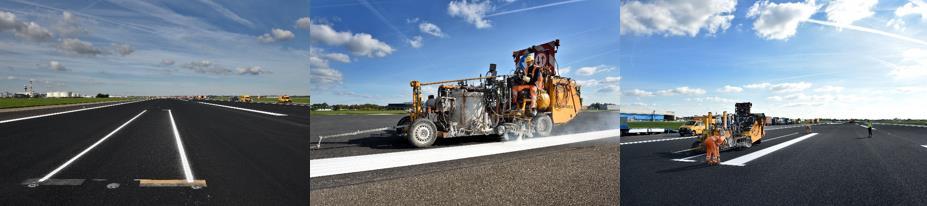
[620,136,697,145]
[858,125,877,130]
[197,102,287,116]
[922,145,927,149]
[36,110,147,183]
[0,101,140,124]
[763,132,799,142]
[168,110,195,183]
[721,133,818,166]
[310,129,620,178]
[672,153,705,162]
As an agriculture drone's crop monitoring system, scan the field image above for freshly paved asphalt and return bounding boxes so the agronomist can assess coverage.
[621,123,927,205]
[0,99,308,205]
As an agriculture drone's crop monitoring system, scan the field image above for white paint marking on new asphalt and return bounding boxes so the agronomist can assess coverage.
[38,110,148,182]
[197,102,287,116]
[310,129,620,178]
[672,154,705,162]
[168,110,195,183]
[762,132,799,142]
[671,132,799,162]
[0,101,141,124]
[922,145,927,149]
[721,133,818,166]
[620,136,697,145]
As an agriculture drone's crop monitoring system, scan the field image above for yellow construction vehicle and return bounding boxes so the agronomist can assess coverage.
[277,95,292,104]
[397,39,582,147]
[690,102,766,152]
[240,95,252,103]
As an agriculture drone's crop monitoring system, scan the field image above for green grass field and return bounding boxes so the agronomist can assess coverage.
[309,110,407,115]
[0,97,133,109]
[876,120,927,126]
[627,121,685,129]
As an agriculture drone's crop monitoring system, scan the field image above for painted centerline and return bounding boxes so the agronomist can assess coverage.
[168,110,195,183]
[36,110,148,183]
[311,129,619,178]
[197,102,287,116]
[721,133,818,166]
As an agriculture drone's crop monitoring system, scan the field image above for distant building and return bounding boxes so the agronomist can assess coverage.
[386,102,413,110]
[0,91,11,98]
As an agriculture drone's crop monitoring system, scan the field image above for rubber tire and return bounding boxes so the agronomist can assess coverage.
[532,115,553,137]
[408,119,437,148]
[396,116,411,134]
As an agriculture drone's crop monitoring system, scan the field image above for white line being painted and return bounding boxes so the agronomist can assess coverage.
[197,102,287,116]
[721,133,818,166]
[37,110,148,182]
[763,132,799,142]
[168,110,195,183]
[672,153,705,162]
[620,136,697,145]
[0,101,141,124]
[310,129,619,178]
[922,145,926,149]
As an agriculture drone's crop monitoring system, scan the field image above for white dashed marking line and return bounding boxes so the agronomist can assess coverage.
[763,132,799,142]
[36,110,147,183]
[310,129,620,178]
[620,136,697,145]
[672,153,705,162]
[198,102,287,116]
[721,133,818,166]
[168,110,195,183]
[0,101,140,124]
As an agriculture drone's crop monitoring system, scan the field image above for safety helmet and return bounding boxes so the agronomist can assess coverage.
[524,53,535,66]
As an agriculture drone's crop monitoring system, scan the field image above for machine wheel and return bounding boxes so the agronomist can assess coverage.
[396,116,411,135]
[408,119,437,148]
[532,115,553,137]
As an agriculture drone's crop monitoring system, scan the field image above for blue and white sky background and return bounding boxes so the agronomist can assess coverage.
[309,0,621,105]
[621,0,927,119]
[0,0,308,96]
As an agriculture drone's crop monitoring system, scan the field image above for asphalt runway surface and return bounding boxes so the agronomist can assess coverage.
[621,123,927,205]
[310,111,620,205]
[0,99,309,205]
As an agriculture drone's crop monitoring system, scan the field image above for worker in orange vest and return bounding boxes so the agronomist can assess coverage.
[705,128,725,165]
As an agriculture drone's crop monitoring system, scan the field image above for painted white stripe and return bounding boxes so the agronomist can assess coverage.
[197,102,287,116]
[763,132,799,142]
[922,145,926,149]
[620,136,697,145]
[0,101,140,124]
[310,129,619,178]
[38,110,147,182]
[168,110,195,183]
[721,133,818,166]
[671,153,705,162]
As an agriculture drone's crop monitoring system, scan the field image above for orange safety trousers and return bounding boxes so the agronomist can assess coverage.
[705,135,724,165]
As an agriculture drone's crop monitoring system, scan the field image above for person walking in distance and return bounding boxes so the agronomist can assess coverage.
[867,120,873,138]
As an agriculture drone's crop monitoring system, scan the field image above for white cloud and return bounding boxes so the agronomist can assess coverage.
[58,38,104,56]
[112,43,135,56]
[309,19,395,57]
[814,85,844,93]
[55,11,84,36]
[718,85,743,93]
[296,17,310,29]
[824,0,877,27]
[576,65,615,76]
[161,59,175,66]
[576,79,599,87]
[182,60,232,75]
[896,0,927,20]
[559,66,570,75]
[657,86,706,96]
[323,52,351,63]
[236,66,270,75]
[745,82,812,93]
[0,11,52,41]
[603,76,622,83]
[619,0,737,37]
[258,28,295,43]
[744,82,771,89]
[889,48,927,79]
[625,89,655,97]
[408,35,424,48]
[310,52,344,87]
[598,85,620,94]
[49,61,67,71]
[896,86,927,93]
[687,96,738,103]
[448,0,493,29]
[746,0,818,40]
[769,82,812,93]
[419,22,446,37]
[887,18,906,31]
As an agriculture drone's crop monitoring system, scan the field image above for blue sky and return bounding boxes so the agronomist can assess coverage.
[309,0,621,105]
[621,0,927,119]
[0,0,308,96]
